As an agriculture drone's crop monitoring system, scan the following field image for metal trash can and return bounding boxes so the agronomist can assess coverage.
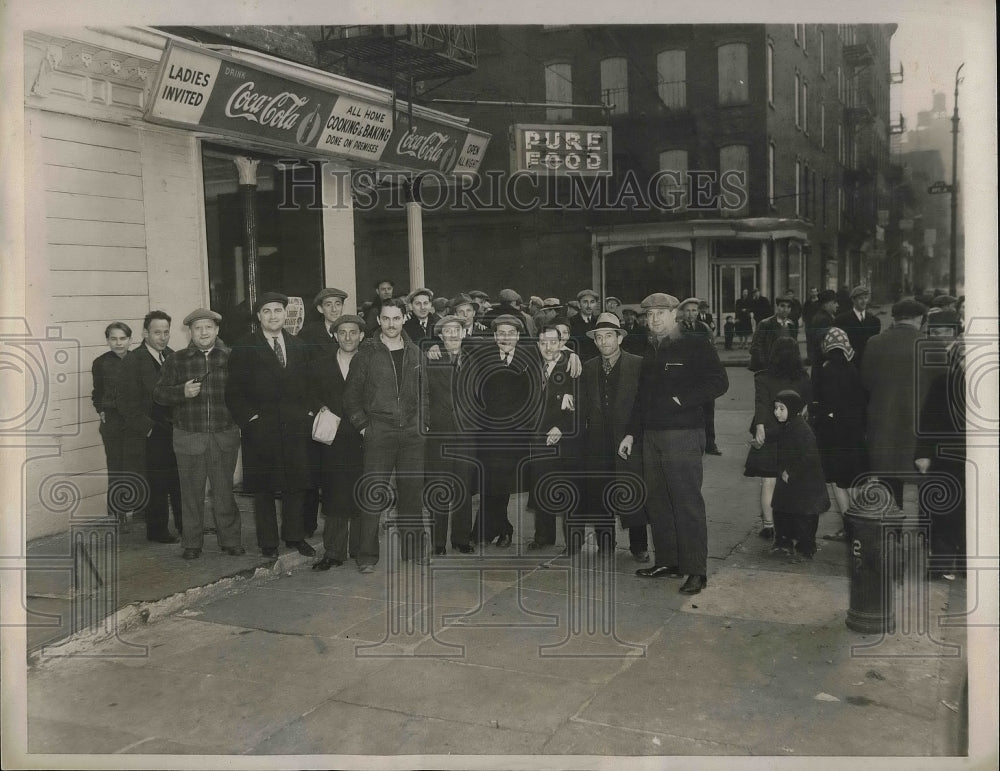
[845,495,906,634]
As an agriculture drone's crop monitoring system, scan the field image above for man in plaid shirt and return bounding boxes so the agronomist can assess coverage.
[154,308,244,559]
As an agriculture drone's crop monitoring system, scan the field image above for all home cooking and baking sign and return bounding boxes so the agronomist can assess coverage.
[145,40,490,176]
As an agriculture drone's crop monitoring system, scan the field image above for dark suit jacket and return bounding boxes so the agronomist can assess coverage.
[580,351,646,525]
[226,330,321,493]
[310,347,363,515]
[403,313,441,344]
[569,314,600,361]
[297,318,339,361]
[749,316,798,372]
[116,345,175,438]
[833,309,881,364]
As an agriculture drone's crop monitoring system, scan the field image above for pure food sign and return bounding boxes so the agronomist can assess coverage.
[146,41,490,174]
[512,124,612,176]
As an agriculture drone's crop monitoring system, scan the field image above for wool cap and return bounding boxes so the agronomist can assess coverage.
[254,292,288,314]
[329,314,364,333]
[183,308,222,326]
[774,389,806,415]
[313,287,348,306]
[491,314,524,333]
[640,292,680,310]
[892,298,928,320]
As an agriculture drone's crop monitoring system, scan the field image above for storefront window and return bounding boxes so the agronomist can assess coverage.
[201,144,324,342]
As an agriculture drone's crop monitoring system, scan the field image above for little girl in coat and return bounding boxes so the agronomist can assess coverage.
[770,390,831,559]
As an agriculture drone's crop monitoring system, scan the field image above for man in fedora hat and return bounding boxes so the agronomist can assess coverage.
[451,293,489,338]
[833,285,881,366]
[570,289,602,360]
[577,312,650,560]
[154,307,243,559]
[226,292,321,559]
[623,293,728,594]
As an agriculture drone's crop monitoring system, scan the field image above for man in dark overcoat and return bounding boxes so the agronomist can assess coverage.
[833,285,881,366]
[226,292,321,558]
[309,314,365,570]
[402,287,440,343]
[578,313,649,560]
[117,310,182,543]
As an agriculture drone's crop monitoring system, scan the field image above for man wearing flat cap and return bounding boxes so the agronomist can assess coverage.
[403,287,440,343]
[748,294,798,373]
[297,285,351,535]
[679,298,723,456]
[457,313,536,547]
[807,289,839,370]
[299,287,349,353]
[154,307,244,559]
[309,314,366,570]
[622,292,729,595]
[861,298,929,508]
[570,289,601,361]
[833,285,881,366]
[226,292,322,559]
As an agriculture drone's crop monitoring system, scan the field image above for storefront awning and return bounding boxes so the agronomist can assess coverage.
[145,39,490,177]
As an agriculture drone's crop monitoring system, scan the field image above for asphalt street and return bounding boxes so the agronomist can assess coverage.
[20,366,970,763]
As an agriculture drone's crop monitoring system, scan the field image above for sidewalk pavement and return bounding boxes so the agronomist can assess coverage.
[19,370,968,761]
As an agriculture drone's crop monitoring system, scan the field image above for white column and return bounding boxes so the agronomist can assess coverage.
[693,238,711,300]
[759,241,770,296]
[406,198,425,291]
[321,163,358,314]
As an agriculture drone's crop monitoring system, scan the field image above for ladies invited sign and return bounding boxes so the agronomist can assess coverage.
[146,41,489,175]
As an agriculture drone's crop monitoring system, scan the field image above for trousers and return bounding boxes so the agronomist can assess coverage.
[173,427,242,551]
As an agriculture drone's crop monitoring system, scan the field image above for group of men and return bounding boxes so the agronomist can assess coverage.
[96,281,729,595]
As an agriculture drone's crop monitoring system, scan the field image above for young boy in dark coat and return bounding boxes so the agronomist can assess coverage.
[770,390,831,559]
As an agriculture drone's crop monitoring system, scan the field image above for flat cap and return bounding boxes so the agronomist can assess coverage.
[640,292,680,310]
[926,309,960,328]
[605,296,622,305]
[931,294,958,308]
[329,313,364,332]
[434,314,464,336]
[183,308,222,326]
[406,287,434,303]
[586,312,627,338]
[850,285,871,299]
[499,288,522,304]
[468,290,491,301]
[577,288,600,301]
[542,297,563,309]
[450,293,475,310]
[491,314,524,333]
[254,292,289,314]
[817,289,838,303]
[892,298,929,319]
[313,287,348,306]
[678,296,701,309]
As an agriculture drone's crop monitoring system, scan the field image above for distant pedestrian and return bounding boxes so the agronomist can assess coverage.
[734,289,753,348]
[782,289,803,328]
[750,288,772,330]
[723,316,735,350]
[832,285,881,366]
[696,301,715,336]
[748,295,798,373]
[770,390,830,559]
[806,289,838,374]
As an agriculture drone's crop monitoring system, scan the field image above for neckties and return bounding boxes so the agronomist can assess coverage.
[603,359,613,376]
[273,336,285,368]
[158,351,165,364]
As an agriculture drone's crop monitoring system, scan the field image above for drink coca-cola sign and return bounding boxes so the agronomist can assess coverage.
[146,41,489,175]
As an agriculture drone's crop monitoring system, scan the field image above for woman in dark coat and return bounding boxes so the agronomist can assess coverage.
[914,339,967,579]
[734,289,753,349]
[744,337,812,540]
[813,327,869,539]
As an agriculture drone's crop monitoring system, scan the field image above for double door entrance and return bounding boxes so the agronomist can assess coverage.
[711,262,758,329]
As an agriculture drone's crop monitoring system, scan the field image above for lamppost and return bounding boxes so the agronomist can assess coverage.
[949,63,964,296]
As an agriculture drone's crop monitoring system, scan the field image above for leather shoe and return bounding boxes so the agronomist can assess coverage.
[261,547,278,558]
[434,547,447,556]
[181,548,201,560]
[495,533,512,548]
[705,445,722,456]
[631,551,651,563]
[679,574,707,594]
[288,541,316,557]
[312,557,343,571]
[758,526,774,540]
[222,546,246,556]
[635,565,683,578]
[453,542,475,554]
[148,534,179,544]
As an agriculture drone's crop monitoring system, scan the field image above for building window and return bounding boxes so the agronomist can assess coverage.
[766,42,774,105]
[793,24,799,45]
[600,57,629,116]
[717,43,749,105]
[811,170,817,221]
[719,144,749,217]
[545,62,573,121]
[768,142,775,206]
[802,80,808,133]
[838,123,843,164]
[658,149,688,211]
[794,159,801,216]
[819,29,825,74]
[803,163,810,219]
[794,72,801,127]
[820,103,825,147]
[656,50,686,109]
[801,25,808,53]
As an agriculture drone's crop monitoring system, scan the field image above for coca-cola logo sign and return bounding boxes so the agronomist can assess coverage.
[224,81,310,132]
[395,128,458,173]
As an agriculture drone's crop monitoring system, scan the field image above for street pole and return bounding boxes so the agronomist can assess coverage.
[949,63,964,296]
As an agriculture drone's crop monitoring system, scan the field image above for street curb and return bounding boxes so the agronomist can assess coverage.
[28,550,314,667]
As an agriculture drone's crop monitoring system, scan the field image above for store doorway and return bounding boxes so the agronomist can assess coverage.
[712,262,758,328]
